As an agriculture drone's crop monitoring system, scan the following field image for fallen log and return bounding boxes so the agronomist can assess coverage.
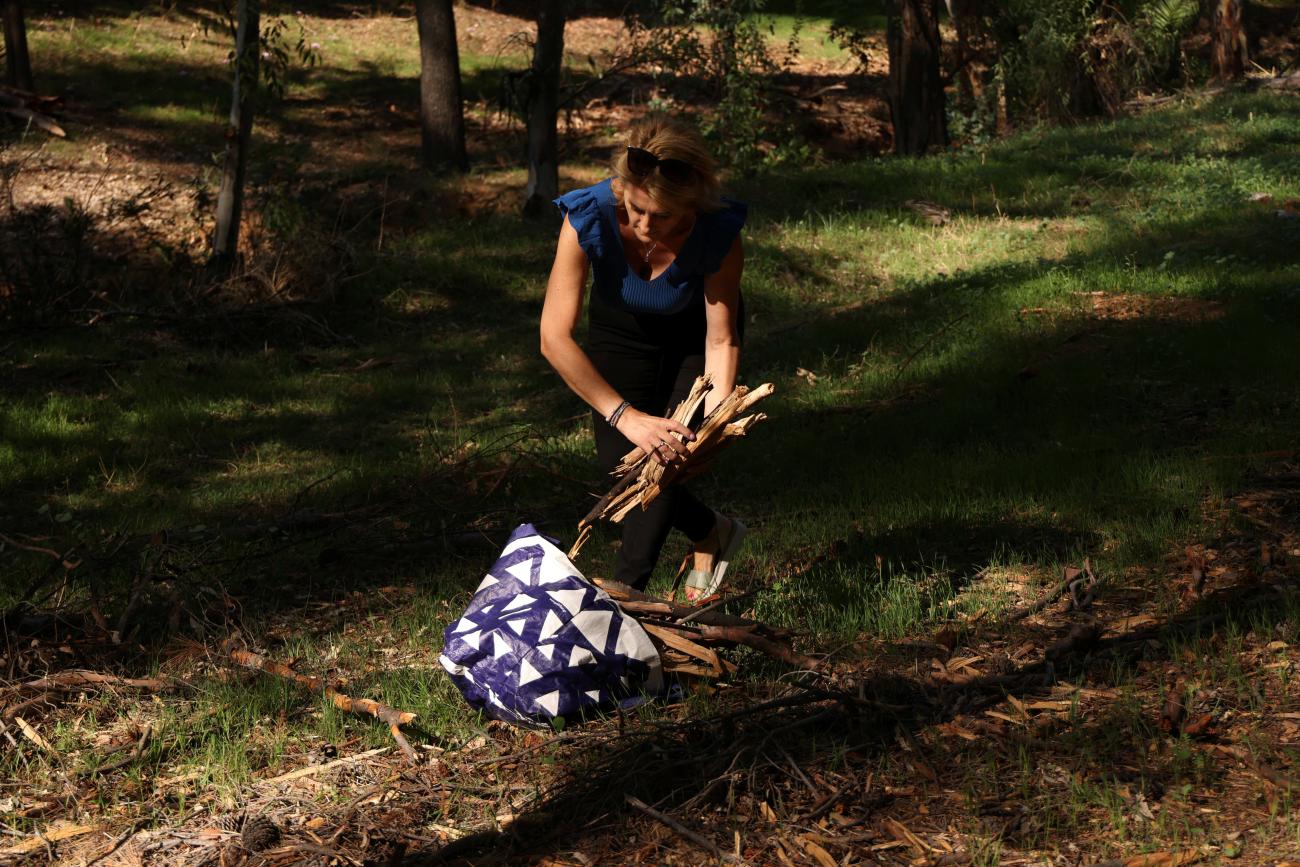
[221,642,419,763]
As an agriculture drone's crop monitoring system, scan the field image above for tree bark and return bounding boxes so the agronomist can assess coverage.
[945,0,982,112]
[887,0,947,156]
[522,0,565,218]
[3,0,34,92]
[212,0,259,270]
[1210,0,1247,82]
[415,0,467,172]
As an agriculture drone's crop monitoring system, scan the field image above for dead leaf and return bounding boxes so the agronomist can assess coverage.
[1182,713,1214,738]
[13,717,50,751]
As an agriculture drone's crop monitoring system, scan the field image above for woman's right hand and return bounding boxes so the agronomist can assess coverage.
[615,408,695,466]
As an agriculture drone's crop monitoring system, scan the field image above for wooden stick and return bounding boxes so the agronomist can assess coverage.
[261,747,390,784]
[694,625,821,671]
[574,377,774,543]
[224,646,419,763]
[624,795,744,864]
[13,670,171,693]
[890,312,970,386]
[642,623,727,676]
[0,823,100,858]
[86,724,152,777]
[594,577,768,630]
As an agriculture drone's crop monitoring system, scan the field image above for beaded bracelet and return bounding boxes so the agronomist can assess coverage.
[605,399,631,429]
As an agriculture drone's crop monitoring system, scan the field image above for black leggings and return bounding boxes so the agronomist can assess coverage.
[589,347,717,589]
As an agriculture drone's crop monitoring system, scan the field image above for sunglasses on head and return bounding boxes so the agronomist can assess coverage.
[626,146,696,185]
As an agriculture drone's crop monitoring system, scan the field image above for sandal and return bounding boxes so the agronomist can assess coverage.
[683,512,747,602]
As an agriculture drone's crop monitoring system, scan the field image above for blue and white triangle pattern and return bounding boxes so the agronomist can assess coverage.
[440,523,663,725]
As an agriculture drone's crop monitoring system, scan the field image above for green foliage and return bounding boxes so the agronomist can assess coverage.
[631,0,808,175]
[990,0,1201,120]
[827,19,873,73]
[213,4,321,102]
[257,14,323,101]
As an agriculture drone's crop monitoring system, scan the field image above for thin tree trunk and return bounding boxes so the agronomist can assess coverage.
[945,0,982,111]
[522,0,565,218]
[887,0,947,156]
[415,0,467,172]
[3,0,34,92]
[1210,0,1247,82]
[212,0,259,270]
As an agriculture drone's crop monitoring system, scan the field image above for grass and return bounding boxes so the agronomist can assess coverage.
[3,5,1300,858]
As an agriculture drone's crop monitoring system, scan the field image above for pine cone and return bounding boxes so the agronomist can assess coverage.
[240,814,281,851]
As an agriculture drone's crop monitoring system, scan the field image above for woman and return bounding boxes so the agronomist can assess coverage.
[540,116,747,600]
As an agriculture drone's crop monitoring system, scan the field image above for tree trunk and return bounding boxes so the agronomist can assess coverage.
[888,0,947,156]
[1210,0,1247,82]
[212,0,259,270]
[945,0,982,112]
[522,0,565,218]
[415,0,467,172]
[3,0,34,92]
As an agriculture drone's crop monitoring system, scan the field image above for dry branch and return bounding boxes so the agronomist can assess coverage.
[0,87,65,137]
[591,577,817,677]
[624,794,744,864]
[262,746,390,784]
[0,823,100,858]
[222,644,419,763]
[569,376,774,559]
[2,669,174,722]
[13,670,171,693]
[85,724,153,777]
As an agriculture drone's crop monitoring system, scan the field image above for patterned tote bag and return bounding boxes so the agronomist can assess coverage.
[440,524,664,725]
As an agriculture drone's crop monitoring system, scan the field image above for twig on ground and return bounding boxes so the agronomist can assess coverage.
[222,644,419,763]
[890,312,970,387]
[0,823,99,858]
[624,794,745,864]
[0,531,81,571]
[86,723,152,777]
[11,669,171,693]
[1005,559,1097,622]
[262,747,391,785]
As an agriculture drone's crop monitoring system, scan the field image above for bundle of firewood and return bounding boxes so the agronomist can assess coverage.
[568,375,774,561]
[564,376,810,678]
[594,577,818,677]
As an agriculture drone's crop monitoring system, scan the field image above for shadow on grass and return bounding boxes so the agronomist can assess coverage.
[401,532,1299,862]
[1,95,1297,705]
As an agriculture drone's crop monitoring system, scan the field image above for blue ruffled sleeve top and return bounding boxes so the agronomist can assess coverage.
[553,178,747,316]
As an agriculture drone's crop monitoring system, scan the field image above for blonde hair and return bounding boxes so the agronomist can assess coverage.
[611,116,724,214]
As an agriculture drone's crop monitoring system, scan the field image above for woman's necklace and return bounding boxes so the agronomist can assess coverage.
[637,239,659,280]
